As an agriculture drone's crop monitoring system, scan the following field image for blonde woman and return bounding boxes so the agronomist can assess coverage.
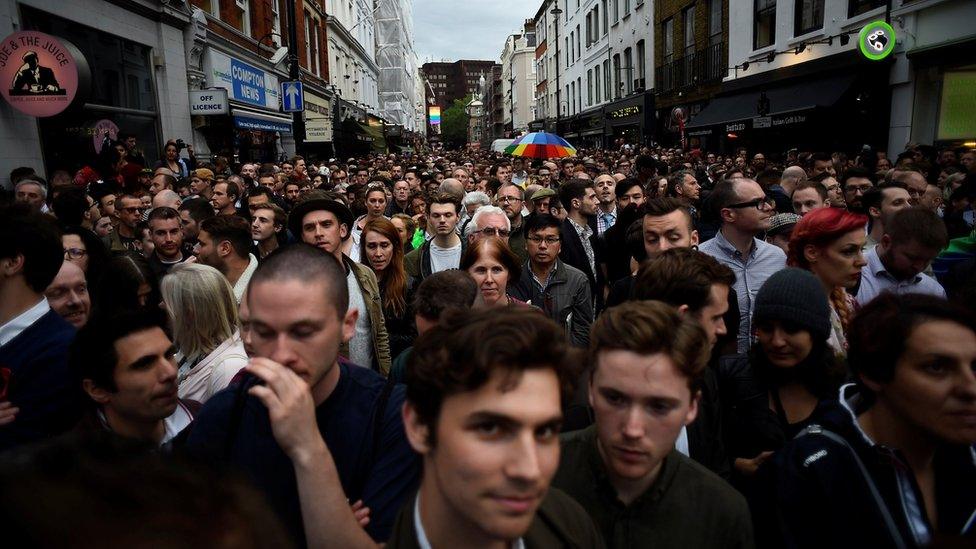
[161,263,247,403]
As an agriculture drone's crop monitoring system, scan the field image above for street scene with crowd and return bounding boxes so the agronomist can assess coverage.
[2,135,976,547]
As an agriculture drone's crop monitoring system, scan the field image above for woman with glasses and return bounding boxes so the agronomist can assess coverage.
[459,237,526,308]
[786,207,868,357]
[360,218,416,360]
[161,263,247,403]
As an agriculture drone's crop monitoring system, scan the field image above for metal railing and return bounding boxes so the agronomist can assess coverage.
[655,42,725,94]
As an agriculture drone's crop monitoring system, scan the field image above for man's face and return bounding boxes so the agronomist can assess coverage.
[405,171,420,190]
[258,175,276,189]
[428,203,458,236]
[694,284,729,349]
[410,197,427,216]
[961,151,975,170]
[616,184,644,210]
[792,188,826,216]
[189,176,209,195]
[562,162,575,178]
[117,197,144,229]
[872,320,976,445]
[726,180,774,234]
[589,350,698,488]
[178,210,200,241]
[405,368,563,543]
[595,176,616,204]
[392,165,403,179]
[125,136,137,150]
[45,261,90,328]
[843,177,873,209]
[301,210,347,255]
[901,172,928,206]
[355,170,369,184]
[919,185,943,213]
[453,168,471,189]
[527,227,561,268]
[295,159,307,176]
[577,187,599,217]
[100,327,179,427]
[366,190,388,218]
[536,169,551,187]
[823,177,845,208]
[251,208,279,243]
[149,175,169,197]
[149,217,183,260]
[285,184,301,202]
[281,163,294,176]
[393,181,410,202]
[472,213,511,243]
[211,183,233,213]
[875,187,912,225]
[881,237,940,281]
[643,211,699,260]
[812,159,834,177]
[241,164,257,179]
[193,230,223,271]
[752,154,766,170]
[535,198,550,214]
[496,186,524,220]
[677,174,701,202]
[247,194,271,217]
[495,165,512,184]
[15,183,45,211]
[95,216,114,237]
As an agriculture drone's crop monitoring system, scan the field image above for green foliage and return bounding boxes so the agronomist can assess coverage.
[441,96,474,149]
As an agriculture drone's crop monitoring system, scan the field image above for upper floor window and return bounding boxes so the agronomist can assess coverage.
[708,0,722,45]
[795,0,824,36]
[754,0,776,50]
[849,0,885,18]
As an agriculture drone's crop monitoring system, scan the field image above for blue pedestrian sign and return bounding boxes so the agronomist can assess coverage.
[280,81,304,113]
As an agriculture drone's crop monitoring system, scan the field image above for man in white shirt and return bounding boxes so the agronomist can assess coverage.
[857,208,948,305]
[405,193,464,281]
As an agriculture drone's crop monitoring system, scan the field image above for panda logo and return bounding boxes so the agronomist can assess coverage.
[867,29,889,52]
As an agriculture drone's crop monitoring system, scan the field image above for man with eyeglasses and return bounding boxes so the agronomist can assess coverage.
[841,167,874,212]
[495,183,528,262]
[699,179,786,353]
[536,167,553,188]
[509,214,592,348]
[108,195,145,253]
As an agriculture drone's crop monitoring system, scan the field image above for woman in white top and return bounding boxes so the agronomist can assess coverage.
[161,263,247,403]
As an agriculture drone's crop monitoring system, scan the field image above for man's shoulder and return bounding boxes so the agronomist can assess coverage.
[1,309,74,357]
[668,451,749,510]
[755,237,787,259]
[527,487,606,549]
[557,261,589,283]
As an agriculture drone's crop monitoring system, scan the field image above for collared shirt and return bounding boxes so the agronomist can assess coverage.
[596,206,617,235]
[530,261,558,294]
[0,297,49,348]
[96,399,193,447]
[414,494,524,549]
[855,246,946,305]
[233,254,260,304]
[699,229,787,353]
[568,217,596,278]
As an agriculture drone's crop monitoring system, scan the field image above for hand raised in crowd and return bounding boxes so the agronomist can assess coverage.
[245,357,326,464]
[0,401,18,426]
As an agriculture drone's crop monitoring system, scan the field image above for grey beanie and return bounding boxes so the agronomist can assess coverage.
[754,268,831,342]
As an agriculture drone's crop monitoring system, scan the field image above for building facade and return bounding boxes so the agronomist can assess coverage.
[375,0,419,133]
[422,59,498,110]
[500,21,537,135]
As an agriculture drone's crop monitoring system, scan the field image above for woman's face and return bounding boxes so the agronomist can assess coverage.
[62,234,89,272]
[468,252,509,307]
[807,229,867,290]
[756,319,814,368]
[390,218,409,244]
[165,145,177,160]
[364,231,394,272]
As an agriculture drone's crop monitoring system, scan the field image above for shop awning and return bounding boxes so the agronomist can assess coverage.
[232,108,293,133]
[361,122,387,152]
[687,75,855,129]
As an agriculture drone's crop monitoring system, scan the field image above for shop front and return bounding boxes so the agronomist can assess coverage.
[196,49,290,164]
[563,109,605,149]
[303,90,335,160]
[685,52,891,156]
[0,1,193,180]
[603,92,655,148]
[333,98,373,157]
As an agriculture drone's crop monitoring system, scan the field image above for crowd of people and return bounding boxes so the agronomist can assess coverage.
[1,135,976,548]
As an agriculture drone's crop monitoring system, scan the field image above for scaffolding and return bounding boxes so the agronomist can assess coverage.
[375,0,416,129]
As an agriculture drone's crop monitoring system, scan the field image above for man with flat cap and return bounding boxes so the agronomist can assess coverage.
[289,193,391,374]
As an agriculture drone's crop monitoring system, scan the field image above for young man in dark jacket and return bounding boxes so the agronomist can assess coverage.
[554,301,754,549]
[754,293,976,547]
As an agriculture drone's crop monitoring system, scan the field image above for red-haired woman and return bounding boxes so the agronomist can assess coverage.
[787,207,868,356]
[360,218,416,360]
[460,237,528,308]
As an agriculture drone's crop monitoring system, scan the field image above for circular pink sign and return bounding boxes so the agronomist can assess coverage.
[0,31,80,117]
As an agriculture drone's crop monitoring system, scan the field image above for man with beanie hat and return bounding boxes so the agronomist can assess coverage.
[717,268,844,484]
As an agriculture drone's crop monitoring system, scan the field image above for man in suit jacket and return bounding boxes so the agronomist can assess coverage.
[11,51,62,94]
[558,178,604,311]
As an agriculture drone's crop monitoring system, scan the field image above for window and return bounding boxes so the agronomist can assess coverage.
[586,13,592,47]
[754,0,776,50]
[624,0,631,16]
[571,81,576,113]
[663,17,674,63]
[594,6,600,38]
[577,77,582,112]
[623,48,633,94]
[565,84,570,114]
[849,0,885,18]
[304,11,312,69]
[313,20,321,76]
[613,0,619,23]
[683,6,695,56]
[708,0,722,44]
[576,25,581,58]
[603,59,610,100]
[201,0,219,18]
[587,69,593,105]
[612,53,621,99]
[270,0,282,45]
[595,64,601,103]
[602,0,609,34]
[236,0,252,37]
[566,37,570,65]
[636,40,645,86]
[795,0,824,35]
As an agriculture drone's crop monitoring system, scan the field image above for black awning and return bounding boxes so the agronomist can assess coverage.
[687,74,855,129]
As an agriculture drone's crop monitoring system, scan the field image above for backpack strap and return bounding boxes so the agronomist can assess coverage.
[795,424,908,549]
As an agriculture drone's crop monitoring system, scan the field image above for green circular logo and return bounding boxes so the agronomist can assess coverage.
[859,21,896,61]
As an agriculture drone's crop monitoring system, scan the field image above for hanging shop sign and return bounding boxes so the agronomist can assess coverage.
[858,21,896,62]
[0,31,89,117]
[189,89,229,115]
[429,106,441,125]
[205,50,280,110]
[304,93,333,142]
[608,105,641,119]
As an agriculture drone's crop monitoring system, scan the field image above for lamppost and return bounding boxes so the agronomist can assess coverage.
[283,0,305,156]
[551,3,563,133]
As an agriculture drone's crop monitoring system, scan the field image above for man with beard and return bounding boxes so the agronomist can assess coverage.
[495,183,528,262]
[145,207,190,280]
[558,179,602,309]
[857,208,947,304]
[840,167,874,212]
[194,215,258,303]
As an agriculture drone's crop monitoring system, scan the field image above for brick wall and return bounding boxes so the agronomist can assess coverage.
[654,0,728,107]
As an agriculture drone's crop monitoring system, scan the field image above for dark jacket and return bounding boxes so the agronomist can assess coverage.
[403,237,466,282]
[0,309,80,453]
[553,426,754,549]
[753,384,976,548]
[509,259,593,347]
[385,487,606,548]
[380,277,417,361]
[559,217,604,311]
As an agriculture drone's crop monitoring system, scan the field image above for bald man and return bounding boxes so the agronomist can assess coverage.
[152,189,182,211]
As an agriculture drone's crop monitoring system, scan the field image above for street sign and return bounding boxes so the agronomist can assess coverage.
[189,89,228,115]
[280,81,304,113]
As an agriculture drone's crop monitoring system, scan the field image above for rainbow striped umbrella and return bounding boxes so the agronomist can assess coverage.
[504,132,577,159]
